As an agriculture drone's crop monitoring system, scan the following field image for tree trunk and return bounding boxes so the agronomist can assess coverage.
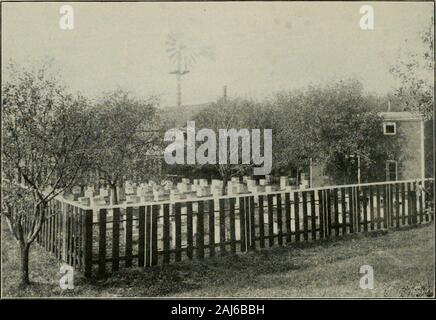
[20,243,31,286]
[111,183,119,205]
[222,174,228,195]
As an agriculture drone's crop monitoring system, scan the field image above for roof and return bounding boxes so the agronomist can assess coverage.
[379,111,423,121]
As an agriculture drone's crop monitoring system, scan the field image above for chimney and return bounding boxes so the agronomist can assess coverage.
[223,85,227,102]
[387,100,391,112]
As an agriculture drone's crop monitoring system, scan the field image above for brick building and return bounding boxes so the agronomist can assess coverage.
[379,112,433,181]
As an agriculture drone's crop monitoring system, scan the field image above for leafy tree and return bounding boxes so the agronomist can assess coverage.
[390,17,434,120]
[193,98,265,193]
[90,90,161,204]
[268,90,318,179]
[272,79,400,184]
[1,61,93,286]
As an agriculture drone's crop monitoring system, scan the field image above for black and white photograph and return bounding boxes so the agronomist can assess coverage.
[0,1,434,301]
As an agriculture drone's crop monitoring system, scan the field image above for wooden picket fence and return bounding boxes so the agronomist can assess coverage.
[34,198,93,274]
[34,178,434,278]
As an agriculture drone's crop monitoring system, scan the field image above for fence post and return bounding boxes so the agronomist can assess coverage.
[82,209,93,278]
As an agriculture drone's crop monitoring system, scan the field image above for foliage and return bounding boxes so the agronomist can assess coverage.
[390,17,434,120]
[1,60,94,285]
[89,89,162,203]
[192,98,266,190]
[271,79,400,184]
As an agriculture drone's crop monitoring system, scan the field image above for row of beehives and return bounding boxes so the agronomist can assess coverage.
[69,175,310,207]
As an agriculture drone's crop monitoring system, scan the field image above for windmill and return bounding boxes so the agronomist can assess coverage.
[166,33,215,108]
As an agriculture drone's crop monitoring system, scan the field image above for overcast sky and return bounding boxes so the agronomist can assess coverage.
[2,2,433,107]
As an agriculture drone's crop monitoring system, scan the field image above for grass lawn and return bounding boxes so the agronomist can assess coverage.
[2,219,434,298]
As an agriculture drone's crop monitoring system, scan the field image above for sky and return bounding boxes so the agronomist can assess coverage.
[2,1,433,107]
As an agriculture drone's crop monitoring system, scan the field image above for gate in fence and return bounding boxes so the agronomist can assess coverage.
[34,178,434,278]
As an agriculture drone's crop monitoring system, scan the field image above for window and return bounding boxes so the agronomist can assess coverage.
[386,160,397,181]
[383,122,396,135]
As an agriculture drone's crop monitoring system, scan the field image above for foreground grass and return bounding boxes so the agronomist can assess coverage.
[2,220,434,298]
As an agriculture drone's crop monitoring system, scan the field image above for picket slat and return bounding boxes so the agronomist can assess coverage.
[249,196,256,250]
[151,205,159,266]
[145,206,152,266]
[208,200,215,257]
[219,199,226,255]
[401,183,406,225]
[391,184,396,227]
[310,191,317,240]
[333,189,339,236]
[418,183,424,223]
[57,205,62,259]
[98,209,107,277]
[376,185,382,229]
[138,206,145,267]
[383,185,388,228]
[285,193,291,243]
[112,207,120,272]
[369,186,375,231]
[267,195,274,247]
[175,202,182,262]
[239,197,247,251]
[362,187,368,232]
[196,201,205,259]
[186,202,193,259]
[77,210,83,269]
[83,209,93,277]
[244,197,251,249]
[276,194,283,245]
[125,207,133,267]
[72,208,77,269]
[395,184,400,228]
[318,190,325,238]
[326,189,332,236]
[163,204,170,264]
[229,198,236,254]
[302,192,309,241]
[68,207,73,265]
[340,188,347,235]
[294,192,300,242]
[258,195,265,248]
[348,187,354,233]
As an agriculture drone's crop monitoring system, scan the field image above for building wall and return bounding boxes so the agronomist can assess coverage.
[394,120,423,180]
[392,119,433,180]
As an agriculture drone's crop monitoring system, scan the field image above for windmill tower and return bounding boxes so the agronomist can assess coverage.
[166,34,191,108]
[166,33,215,108]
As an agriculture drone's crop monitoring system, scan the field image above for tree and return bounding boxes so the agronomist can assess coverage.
[193,98,264,193]
[1,60,93,286]
[268,90,319,179]
[272,79,400,184]
[90,90,161,204]
[390,17,434,120]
